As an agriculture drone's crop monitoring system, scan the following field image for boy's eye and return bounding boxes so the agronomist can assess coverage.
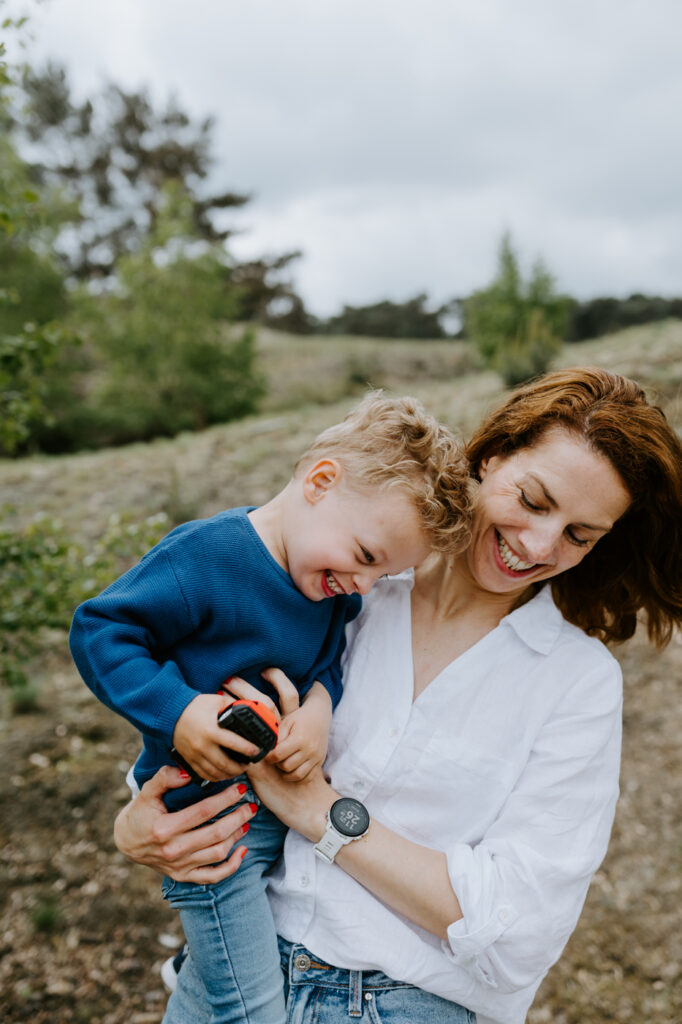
[359,546,375,564]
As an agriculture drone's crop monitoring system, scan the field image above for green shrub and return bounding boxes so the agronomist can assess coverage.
[31,187,266,452]
[0,509,168,711]
[463,233,568,386]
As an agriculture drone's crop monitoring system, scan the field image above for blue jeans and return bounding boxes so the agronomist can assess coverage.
[161,777,288,1024]
[163,936,475,1023]
[279,939,476,1023]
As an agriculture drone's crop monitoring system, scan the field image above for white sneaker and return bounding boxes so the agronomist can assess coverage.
[160,945,188,992]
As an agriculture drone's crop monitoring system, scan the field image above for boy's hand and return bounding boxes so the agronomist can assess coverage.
[172,693,263,782]
[265,680,332,783]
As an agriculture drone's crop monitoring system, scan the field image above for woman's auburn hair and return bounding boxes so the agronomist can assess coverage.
[466,367,682,647]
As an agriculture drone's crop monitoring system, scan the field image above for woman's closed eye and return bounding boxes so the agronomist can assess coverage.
[520,489,591,547]
[565,529,591,548]
[359,546,375,564]
[519,489,542,512]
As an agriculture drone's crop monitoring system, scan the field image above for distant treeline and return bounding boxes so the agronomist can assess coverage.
[564,294,682,342]
[294,292,682,341]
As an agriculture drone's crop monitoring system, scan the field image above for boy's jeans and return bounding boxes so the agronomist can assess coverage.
[161,778,288,1024]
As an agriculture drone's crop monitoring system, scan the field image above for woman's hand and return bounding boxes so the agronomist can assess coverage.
[247,758,336,843]
[113,765,257,883]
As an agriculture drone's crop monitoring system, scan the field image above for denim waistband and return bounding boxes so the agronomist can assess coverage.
[279,938,415,1017]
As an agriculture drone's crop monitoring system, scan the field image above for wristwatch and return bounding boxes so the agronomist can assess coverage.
[314,797,371,864]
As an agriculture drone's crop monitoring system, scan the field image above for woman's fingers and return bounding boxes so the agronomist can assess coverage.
[140,763,192,801]
[185,843,248,885]
[152,794,257,871]
[169,780,249,835]
[260,667,300,717]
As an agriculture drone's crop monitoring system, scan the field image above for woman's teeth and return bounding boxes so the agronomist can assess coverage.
[325,571,344,594]
[497,533,535,572]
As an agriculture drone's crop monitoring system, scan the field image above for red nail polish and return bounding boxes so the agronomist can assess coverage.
[240,847,248,859]
[178,769,190,779]
[237,783,247,795]
[242,822,250,835]
[249,803,258,814]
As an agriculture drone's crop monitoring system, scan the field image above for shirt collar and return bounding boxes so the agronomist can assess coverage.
[502,585,564,655]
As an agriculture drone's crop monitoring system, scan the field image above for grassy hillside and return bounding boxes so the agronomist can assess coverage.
[3,319,679,537]
[0,321,680,1023]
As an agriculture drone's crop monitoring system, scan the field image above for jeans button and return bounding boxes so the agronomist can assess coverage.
[294,953,311,972]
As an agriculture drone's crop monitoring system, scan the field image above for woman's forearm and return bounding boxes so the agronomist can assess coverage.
[248,762,463,941]
[333,817,463,940]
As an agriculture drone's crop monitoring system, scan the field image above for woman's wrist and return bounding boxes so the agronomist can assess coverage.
[300,782,339,844]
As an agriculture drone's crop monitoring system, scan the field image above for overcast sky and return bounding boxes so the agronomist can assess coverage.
[13,0,682,314]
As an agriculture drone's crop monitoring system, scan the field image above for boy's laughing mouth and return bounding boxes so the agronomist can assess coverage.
[321,570,346,596]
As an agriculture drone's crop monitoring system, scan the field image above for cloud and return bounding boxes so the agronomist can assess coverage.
[24,0,682,311]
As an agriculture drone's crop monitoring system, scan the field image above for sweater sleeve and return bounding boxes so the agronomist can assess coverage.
[69,545,206,746]
[441,660,622,994]
[307,594,362,708]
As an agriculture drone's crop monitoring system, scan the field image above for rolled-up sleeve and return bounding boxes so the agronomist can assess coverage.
[443,661,622,993]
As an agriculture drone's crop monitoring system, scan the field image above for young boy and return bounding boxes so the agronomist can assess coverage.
[70,391,472,1024]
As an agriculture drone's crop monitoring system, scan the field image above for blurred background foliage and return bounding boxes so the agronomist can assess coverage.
[2,31,681,456]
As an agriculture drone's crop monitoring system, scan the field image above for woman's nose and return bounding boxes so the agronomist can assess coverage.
[519,523,559,563]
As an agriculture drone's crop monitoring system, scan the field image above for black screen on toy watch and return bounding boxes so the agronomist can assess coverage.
[331,797,370,837]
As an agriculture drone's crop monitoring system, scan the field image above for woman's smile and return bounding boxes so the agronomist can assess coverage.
[493,530,539,577]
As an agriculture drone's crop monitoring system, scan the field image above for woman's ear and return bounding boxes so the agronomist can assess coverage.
[302,459,343,504]
[478,458,489,480]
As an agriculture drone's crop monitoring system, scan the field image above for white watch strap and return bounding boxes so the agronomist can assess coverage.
[314,821,349,864]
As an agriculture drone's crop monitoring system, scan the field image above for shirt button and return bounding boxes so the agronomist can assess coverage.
[389,727,398,738]
[300,874,310,888]
[499,908,511,924]
[353,781,364,792]
[294,953,311,972]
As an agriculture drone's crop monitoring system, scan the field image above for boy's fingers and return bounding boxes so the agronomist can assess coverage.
[224,677,278,715]
[267,734,300,764]
[212,727,260,761]
[260,667,299,717]
[275,749,308,774]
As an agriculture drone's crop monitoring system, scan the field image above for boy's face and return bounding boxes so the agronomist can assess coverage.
[284,460,432,601]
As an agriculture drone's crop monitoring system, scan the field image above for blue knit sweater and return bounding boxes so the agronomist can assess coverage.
[69,507,360,808]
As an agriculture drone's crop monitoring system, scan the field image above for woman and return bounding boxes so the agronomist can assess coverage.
[115,368,682,1024]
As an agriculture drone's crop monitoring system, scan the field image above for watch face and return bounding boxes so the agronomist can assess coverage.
[330,797,370,838]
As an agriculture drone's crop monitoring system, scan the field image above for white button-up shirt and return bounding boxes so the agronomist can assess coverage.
[268,573,622,1024]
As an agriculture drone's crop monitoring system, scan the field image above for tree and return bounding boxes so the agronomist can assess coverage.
[0,11,75,454]
[322,293,446,338]
[12,63,309,326]
[463,233,568,386]
[32,184,265,452]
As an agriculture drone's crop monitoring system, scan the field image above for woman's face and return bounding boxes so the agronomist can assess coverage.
[466,426,632,597]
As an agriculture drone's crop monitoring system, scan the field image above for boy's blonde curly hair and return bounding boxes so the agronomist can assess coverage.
[295,391,473,554]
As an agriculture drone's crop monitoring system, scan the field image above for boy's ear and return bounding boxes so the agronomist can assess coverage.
[302,459,343,504]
